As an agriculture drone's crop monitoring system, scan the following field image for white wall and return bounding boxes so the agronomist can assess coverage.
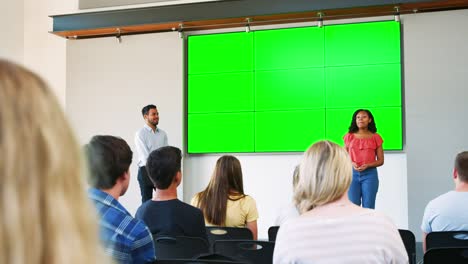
[66,18,409,239]
[3,0,204,107]
[66,32,184,212]
[0,1,24,63]
[403,9,468,239]
[22,0,77,105]
[0,0,70,104]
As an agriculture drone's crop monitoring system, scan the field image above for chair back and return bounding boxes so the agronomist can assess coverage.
[424,247,468,264]
[267,226,279,242]
[213,240,275,264]
[398,229,416,264]
[426,231,468,251]
[206,227,253,247]
[153,236,210,259]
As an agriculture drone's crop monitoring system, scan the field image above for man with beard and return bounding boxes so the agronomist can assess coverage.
[135,104,168,203]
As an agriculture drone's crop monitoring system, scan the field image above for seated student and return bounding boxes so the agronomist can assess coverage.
[421,151,468,252]
[274,166,300,226]
[136,146,207,241]
[85,135,155,264]
[273,141,407,264]
[191,155,259,240]
[0,59,111,264]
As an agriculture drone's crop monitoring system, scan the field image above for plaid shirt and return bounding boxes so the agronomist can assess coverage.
[88,188,155,264]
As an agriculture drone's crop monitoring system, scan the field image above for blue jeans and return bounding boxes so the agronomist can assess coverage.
[348,167,379,209]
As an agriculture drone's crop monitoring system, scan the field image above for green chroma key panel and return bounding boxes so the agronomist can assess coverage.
[187,21,402,153]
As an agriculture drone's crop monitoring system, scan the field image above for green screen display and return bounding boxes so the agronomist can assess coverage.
[187,21,403,153]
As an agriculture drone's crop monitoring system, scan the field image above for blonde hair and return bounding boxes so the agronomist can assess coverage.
[294,140,352,213]
[0,60,111,264]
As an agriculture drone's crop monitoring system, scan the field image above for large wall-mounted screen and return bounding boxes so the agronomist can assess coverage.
[187,21,402,153]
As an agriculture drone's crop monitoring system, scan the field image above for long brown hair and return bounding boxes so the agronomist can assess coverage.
[196,155,245,226]
[0,60,110,264]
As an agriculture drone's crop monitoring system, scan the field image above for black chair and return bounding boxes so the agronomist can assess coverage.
[153,259,246,264]
[213,240,275,264]
[424,247,468,264]
[267,226,279,242]
[426,231,468,251]
[205,227,253,248]
[398,229,416,264]
[153,236,210,259]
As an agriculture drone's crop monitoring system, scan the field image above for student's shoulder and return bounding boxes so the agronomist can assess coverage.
[176,199,202,212]
[426,191,456,208]
[233,194,255,206]
[132,216,152,233]
[275,215,304,236]
[113,209,152,238]
[177,201,204,222]
[364,209,398,228]
[241,194,257,204]
[135,200,155,216]
[126,218,154,248]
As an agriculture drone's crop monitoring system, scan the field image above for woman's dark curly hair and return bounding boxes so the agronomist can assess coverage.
[348,109,377,133]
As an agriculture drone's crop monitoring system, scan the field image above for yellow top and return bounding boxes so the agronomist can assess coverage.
[191,194,259,227]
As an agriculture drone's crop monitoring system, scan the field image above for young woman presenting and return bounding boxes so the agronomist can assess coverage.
[344,109,384,209]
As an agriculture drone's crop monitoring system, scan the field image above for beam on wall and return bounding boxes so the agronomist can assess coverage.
[51,0,468,39]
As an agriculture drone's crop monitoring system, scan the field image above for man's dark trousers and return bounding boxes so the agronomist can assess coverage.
[138,166,153,203]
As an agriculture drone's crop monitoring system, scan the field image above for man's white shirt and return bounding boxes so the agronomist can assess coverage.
[135,124,168,167]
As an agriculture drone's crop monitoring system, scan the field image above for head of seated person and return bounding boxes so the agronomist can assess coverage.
[136,146,208,240]
[294,140,352,214]
[273,140,407,264]
[147,146,183,193]
[0,59,111,264]
[86,135,133,198]
[85,135,156,263]
[192,155,259,240]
